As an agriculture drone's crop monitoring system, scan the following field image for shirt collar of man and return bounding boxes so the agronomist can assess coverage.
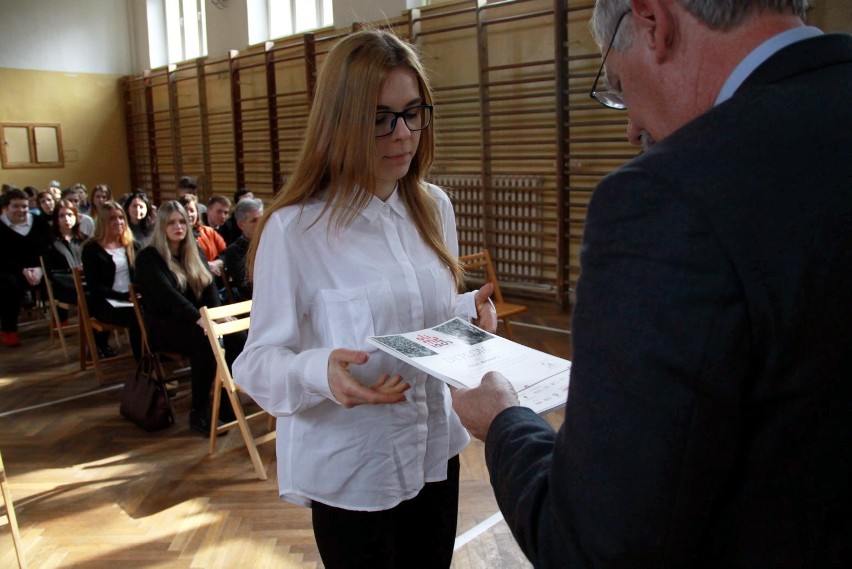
[1,211,33,230]
[715,26,823,106]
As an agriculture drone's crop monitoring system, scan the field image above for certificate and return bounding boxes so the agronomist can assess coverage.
[367,317,570,415]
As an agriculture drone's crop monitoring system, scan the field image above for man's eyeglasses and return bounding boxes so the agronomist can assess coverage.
[375,104,433,138]
[589,11,630,110]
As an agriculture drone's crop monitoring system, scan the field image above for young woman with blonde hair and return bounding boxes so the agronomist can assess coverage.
[233,28,496,568]
[81,200,142,360]
[135,201,242,433]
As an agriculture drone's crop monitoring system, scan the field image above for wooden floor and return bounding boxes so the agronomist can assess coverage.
[0,297,571,568]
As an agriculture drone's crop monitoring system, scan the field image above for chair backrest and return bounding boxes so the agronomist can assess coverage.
[199,300,252,388]
[128,283,152,355]
[459,249,505,303]
[71,267,93,324]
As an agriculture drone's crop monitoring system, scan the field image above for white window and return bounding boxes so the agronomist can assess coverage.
[269,0,333,39]
[165,0,208,63]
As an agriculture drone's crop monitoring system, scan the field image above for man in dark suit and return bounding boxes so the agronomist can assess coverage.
[452,1,851,567]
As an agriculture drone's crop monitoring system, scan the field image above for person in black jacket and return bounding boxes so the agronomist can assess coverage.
[0,188,51,347]
[217,197,263,302]
[135,200,243,435]
[42,198,86,325]
[81,201,142,360]
[451,1,851,567]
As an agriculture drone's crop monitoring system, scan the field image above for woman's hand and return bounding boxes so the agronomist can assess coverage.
[328,349,410,408]
[208,259,223,277]
[473,282,498,333]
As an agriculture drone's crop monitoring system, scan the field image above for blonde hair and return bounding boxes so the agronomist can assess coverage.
[247,28,463,288]
[149,200,213,299]
[91,200,136,266]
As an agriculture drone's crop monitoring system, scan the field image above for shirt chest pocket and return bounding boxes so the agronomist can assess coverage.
[318,279,400,352]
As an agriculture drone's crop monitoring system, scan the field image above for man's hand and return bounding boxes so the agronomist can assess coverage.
[452,371,519,441]
[473,282,497,333]
[328,349,410,408]
[22,267,43,287]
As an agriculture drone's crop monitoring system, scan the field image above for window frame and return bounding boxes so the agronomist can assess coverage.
[0,123,64,169]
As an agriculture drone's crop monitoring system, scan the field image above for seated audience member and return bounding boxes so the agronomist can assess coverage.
[218,197,263,302]
[81,201,142,360]
[0,188,51,347]
[209,195,241,245]
[36,190,56,223]
[89,184,112,220]
[72,183,90,215]
[135,200,243,434]
[24,187,40,216]
[60,188,95,236]
[178,176,206,218]
[178,194,226,277]
[43,198,86,325]
[124,190,155,247]
[233,188,254,203]
[47,181,62,202]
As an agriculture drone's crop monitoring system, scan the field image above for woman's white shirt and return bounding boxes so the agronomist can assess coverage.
[233,184,477,510]
[106,246,130,293]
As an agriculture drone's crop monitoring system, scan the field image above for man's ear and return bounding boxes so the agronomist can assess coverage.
[630,0,677,63]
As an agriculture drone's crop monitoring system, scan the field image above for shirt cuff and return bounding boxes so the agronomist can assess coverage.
[298,347,339,403]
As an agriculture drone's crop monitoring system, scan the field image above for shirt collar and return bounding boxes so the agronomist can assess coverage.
[715,26,822,106]
[357,184,409,223]
[1,211,33,228]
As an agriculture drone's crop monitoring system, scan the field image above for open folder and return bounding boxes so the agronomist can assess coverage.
[367,317,570,415]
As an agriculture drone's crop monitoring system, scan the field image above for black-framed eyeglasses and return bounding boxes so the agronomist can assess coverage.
[589,10,630,110]
[375,104,433,138]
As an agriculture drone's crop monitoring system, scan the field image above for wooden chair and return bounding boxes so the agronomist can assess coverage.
[199,301,275,480]
[128,283,191,385]
[0,448,28,569]
[71,267,133,385]
[40,256,78,360]
[459,249,528,341]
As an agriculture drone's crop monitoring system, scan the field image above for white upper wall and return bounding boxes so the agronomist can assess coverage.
[0,0,433,76]
[0,0,134,75]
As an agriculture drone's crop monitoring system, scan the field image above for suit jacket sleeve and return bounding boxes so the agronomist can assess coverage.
[135,248,206,324]
[485,167,748,567]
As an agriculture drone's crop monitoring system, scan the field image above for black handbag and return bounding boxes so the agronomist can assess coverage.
[120,353,175,431]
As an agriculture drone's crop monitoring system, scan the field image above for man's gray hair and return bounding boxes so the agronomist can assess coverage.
[233,197,263,222]
[591,0,810,49]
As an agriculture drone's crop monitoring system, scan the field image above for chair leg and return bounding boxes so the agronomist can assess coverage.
[502,318,515,341]
[209,373,225,455]
[0,451,28,569]
[229,390,268,481]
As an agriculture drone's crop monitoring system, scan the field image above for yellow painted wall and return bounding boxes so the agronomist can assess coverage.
[0,67,131,195]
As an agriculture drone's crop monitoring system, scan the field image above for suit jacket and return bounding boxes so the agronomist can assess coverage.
[43,237,84,294]
[134,246,221,342]
[215,216,242,246]
[81,241,138,315]
[218,234,252,301]
[486,33,852,568]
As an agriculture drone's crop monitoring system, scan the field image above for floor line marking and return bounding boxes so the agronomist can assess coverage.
[0,384,123,418]
[454,510,505,551]
[510,321,571,335]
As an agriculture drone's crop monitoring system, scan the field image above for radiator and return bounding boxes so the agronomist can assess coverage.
[429,174,544,279]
